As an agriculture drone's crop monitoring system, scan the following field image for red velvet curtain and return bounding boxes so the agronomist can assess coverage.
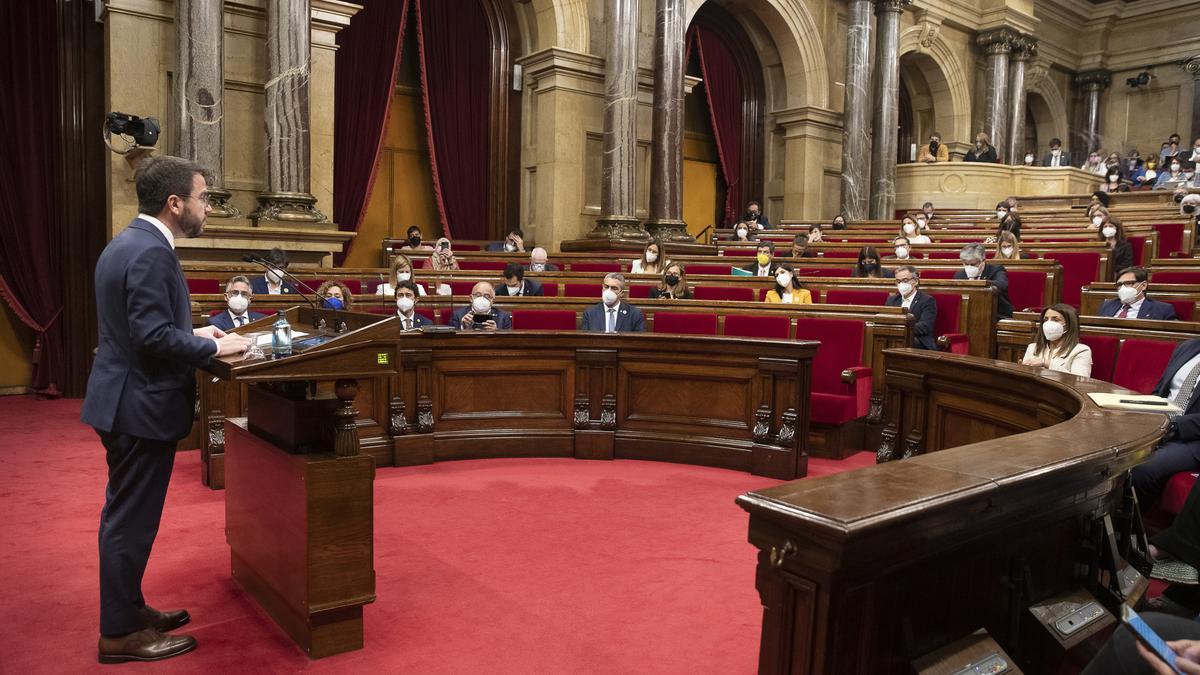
[689,25,744,226]
[0,2,65,396]
[333,0,410,262]
[414,0,491,240]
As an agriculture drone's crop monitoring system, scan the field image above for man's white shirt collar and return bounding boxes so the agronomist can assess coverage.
[138,214,175,250]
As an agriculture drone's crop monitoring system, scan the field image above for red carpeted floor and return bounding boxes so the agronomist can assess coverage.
[0,396,874,673]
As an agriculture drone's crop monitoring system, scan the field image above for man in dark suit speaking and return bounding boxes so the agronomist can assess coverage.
[82,156,251,663]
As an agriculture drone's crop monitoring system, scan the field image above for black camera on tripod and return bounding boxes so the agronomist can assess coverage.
[104,112,160,151]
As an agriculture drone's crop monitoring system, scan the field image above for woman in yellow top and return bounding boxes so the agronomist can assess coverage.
[763,264,813,304]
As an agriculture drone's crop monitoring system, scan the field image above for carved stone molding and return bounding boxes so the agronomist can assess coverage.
[205,187,242,219]
[1182,55,1200,81]
[976,28,1016,56]
[249,191,328,224]
[873,0,911,15]
[1025,58,1050,89]
[1010,36,1038,61]
[1074,69,1113,91]
[753,405,772,443]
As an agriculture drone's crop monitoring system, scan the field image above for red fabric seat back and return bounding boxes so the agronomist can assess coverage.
[1152,223,1184,258]
[208,308,224,317]
[925,251,961,260]
[367,279,386,294]
[688,264,736,275]
[792,318,865,394]
[694,286,756,302]
[721,248,757,256]
[457,260,509,272]
[1043,252,1101,307]
[564,283,597,298]
[1127,235,1148,266]
[446,281,476,296]
[188,278,220,294]
[723,315,791,339]
[927,292,963,337]
[1166,299,1195,321]
[817,250,858,259]
[1112,338,1176,394]
[918,269,956,280]
[652,312,718,336]
[823,289,890,306]
[1006,269,1048,313]
[339,279,362,295]
[1150,270,1200,284]
[1080,334,1121,382]
[1162,472,1198,516]
[511,310,577,330]
[627,285,653,299]
[539,282,559,297]
[570,262,621,273]
[797,267,852,278]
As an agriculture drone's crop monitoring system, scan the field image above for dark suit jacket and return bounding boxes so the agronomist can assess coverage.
[1154,338,1200,441]
[81,218,218,442]
[740,261,779,277]
[1097,296,1179,321]
[1110,241,1133,279]
[396,311,431,330]
[964,146,998,163]
[250,275,298,295]
[852,267,895,279]
[525,263,559,272]
[954,263,1012,318]
[581,302,645,332]
[207,309,266,331]
[744,213,770,229]
[495,279,544,297]
[450,306,512,330]
[1041,151,1073,168]
[886,291,938,350]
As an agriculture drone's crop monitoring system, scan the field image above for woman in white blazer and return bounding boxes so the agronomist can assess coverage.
[1021,304,1092,377]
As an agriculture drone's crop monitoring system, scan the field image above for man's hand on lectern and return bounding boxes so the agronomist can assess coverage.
[214,333,253,357]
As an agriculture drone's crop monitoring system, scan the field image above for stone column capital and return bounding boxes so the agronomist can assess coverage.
[872,0,911,15]
[976,28,1017,56]
[1074,69,1113,91]
[1010,36,1038,61]
[1182,55,1200,81]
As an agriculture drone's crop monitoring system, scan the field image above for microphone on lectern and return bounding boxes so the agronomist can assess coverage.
[241,253,324,328]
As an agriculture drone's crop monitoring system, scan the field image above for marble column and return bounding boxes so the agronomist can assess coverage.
[1181,55,1200,141]
[977,29,1014,162]
[588,0,647,242]
[840,0,873,221]
[251,0,326,223]
[176,0,239,217]
[867,0,909,221]
[645,0,691,242]
[1005,36,1037,165]
[1074,69,1112,155]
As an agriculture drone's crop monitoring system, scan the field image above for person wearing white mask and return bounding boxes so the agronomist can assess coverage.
[485,227,525,253]
[581,273,645,332]
[376,253,429,297]
[495,262,544,297]
[763,264,812,304]
[451,282,511,330]
[250,246,296,295]
[393,280,429,331]
[1096,266,1179,320]
[1155,159,1192,190]
[526,247,558,272]
[1040,138,1071,168]
[730,221,756,242]
[953,242,1012,318]
[992,231,1025,261]
[631,241,667,275]
[1022,152,1036,166]
[1097,217,1133,280]
[890,236,915,261]
[885,266,937,349]
[899,215,931,245]
[208,276,265,330]
[1020,304,1092,377]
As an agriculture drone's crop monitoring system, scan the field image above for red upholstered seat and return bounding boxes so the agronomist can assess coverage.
[723,315,790,339]
[446,281,476,296]
[564,283,597,298]
[652,312,718,336]
[208,308,224,317]
[1080,334,1121,382]
[438,307,454,325]
[570,262,621,273]
[1152,223,1184,258]
[809,393,860,427]
[537,282,559,297]
[1128,235,1148,266]
[918,269,956,280]
[928,292,969,354]
[511,309,577,330]
[1043,252,1101,307]
[1166,299,1195,321]
[687,264,736,275]
[1162,472,1198,515]
[187,278,220,294]
[824,289,890,306]
[626,285,652,299]
[792,318,870,425]
[924,251,961,260]
[721,248,757,256]
[339,279,362,295]
[457,260,509,272]
[1151,270,1200,284]
[817,250,857,259]
[694,286,756,302]
[367,279,386,294]
[1112,339,1176,394]
[416,308,435,323]
[1006,269,1048,312]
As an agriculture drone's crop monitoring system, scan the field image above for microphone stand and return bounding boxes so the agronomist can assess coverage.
[242,254,328,330]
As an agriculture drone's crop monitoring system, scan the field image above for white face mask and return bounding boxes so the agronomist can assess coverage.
[266,269,283,285]
[1001,246,1014,257]
[397,271,411,283]
[471,296,492,313]
[996,210,1007,219]
[531,263,545,272]
[507,285,521,295]
[736,228,748,238]
[396,296,415,313]
[645,251,659,263]
[897,281,914,297]
[1092,216,1104,226]
[903,223,916,234]
[775,273,792,288]
[1024,154,1035,164]
[1042,320,1065,342]
[602,288,619,306]
[1052,149,1061,156]
[894,246,909,259]
[1102,227,1116,238]
[915,218,926,227]
[1117,284,1139,304]
[227,295,249,314]
[1172,164,1181,172]
[504,242,517,253]
[963,264,981,278]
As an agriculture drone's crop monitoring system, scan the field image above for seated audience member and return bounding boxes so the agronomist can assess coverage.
[790,233,816,258]
[1155,158,1192,190]
[1087,204,1110,230]
[393,280,429,331]
[996,202,1022,240]
[913,211,931,231]
[900,215,931,244]
[495,262,544,297]
[209,276,264,330]
[1182,135,1200,171]
[1129,336,1200,503]
[1020,304,1092,377]
[886,266,937,350]
[377,253,429,297]
[486,227,526,253]
[743,201,770,229]
[1021,151,1036,166]
[316,280,353,311]
[527,247,558,272]
[891,236,914,261]
[764,264,812,304]
[954,243,1012,318]
[1100,167,1128,193]
[1081,612,1200,674]
[581,273,645,332]
[250,246,296,295]
[741,241,779,277]
[993,231,1030,261]
[1098,218,1134,279]
[397,225,434,252]
[1081,151,1105,174]
[1097,266,1179,320]
[1138,158,1160,188]
[649,263,690,299]
[1125,154,1147,186]
[830,214,848,230]
[808,224,825,242]
[631,240,667,275]
[730,221,757,242]
[451,282,512,330]
[1089,189,1110,210]
[852,246,893,279]
[964,132,997,163]
[921,201,936,222]
[1040,138,1071,167]
[918,132,948,163]
[1103,152,1127,181]
[423,238,461,271]
[1161,133,1182,163]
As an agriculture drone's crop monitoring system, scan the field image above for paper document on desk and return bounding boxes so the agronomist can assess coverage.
[255,331,307,347]
[1087,393,1181,413]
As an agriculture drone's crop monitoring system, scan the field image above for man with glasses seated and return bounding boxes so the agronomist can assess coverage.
[451,282,512,330]
[1097,266,1179,320]
[208,275,264,330]
[581,273,645,333]
[885,266,937,350]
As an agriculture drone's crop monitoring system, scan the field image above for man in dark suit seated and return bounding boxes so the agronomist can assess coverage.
[790,233,816,258]
[495,263,544,297]
[82,156,252,663]
[394,280,430,331]
[451,282,512,330]
[1130,337,1200,504]
[207,275,265,330]
[740,241,780,277]
[743,200,770,229]
[527,247,558,272]
[485,227,525,253]
[581,273,645,333]
[886,266,938,350]
[1097,266,1180,320]
[249,246,297,295]
[1039,137,1072,168]
[953,243,1013,318]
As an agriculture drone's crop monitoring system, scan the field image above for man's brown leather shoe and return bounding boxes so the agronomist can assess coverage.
[139,605,191,632]
[98,628,197,664]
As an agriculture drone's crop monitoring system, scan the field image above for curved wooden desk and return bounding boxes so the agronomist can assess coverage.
[737,349,1169,673]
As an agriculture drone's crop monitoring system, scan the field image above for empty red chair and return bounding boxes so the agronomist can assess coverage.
[1080,334,1121,382]
[824,289,890,306]
[1127,235,1149,266]
[627,285,653,299]
[1152,223,1184,258]
[511,310,577,330]
[537,282,558,297]
[724,315,791,339]
[652,312,718,336]
[1150,270,1200,284]
[1165,299,1195,321]
[339,279,362,295]
[1005,269,1049,313]
[1112,339,1177,394]
[571,262,621,273]
[438,307,455,326]
[446,281,476,296]
[924,251,961,260]
[694,286,756,302]
[927,292,969,354]
[792,318,871,426]
[416,308,435,324]
[187,278,220,294]
[1043,252,1101,307]
[457,260,509,272]
[721,248,758,257]
[797,267,853,278]
[687,264,736,275]
[564,283,597,298]
[817,250,858,259]
[918,269,956,280]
